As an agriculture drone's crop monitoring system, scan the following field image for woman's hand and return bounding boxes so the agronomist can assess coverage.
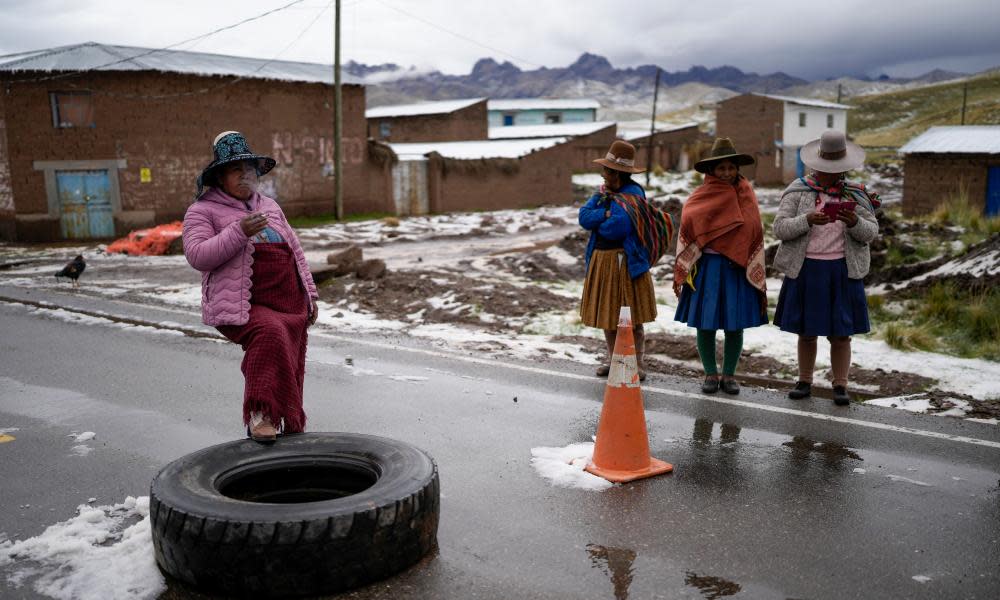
[240,212,269,237]
[806,211,831,226]
[308,299,319,326]
[836,208,859,227]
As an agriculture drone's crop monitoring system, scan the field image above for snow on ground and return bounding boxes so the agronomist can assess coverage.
[0,170,986,426]
[530,442,613,491]
[0,496,165,600]
[296,204,576,246]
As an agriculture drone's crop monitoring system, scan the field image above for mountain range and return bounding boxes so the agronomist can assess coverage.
[353,52,974,121]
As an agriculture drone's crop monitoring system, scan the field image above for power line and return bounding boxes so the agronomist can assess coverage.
[6,0,312,84]
[369,0,543,69]
[56,0,340,100]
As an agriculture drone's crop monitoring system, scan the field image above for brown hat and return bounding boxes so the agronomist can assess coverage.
[694,137,755,173]
[593,140,645,174]
[800,130,865,173]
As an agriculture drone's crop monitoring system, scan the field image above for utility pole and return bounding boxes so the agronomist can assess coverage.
[960,82,968,125]
[836,83,843,104]
[334,0,343,219]
[645,67,661,189]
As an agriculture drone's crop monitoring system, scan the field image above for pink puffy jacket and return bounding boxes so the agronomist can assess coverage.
[183,188,318,327]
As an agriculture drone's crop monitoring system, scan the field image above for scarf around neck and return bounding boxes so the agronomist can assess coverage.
[801,175,881,210]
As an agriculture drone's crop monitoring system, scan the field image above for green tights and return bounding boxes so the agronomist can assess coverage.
[696,329,744,376]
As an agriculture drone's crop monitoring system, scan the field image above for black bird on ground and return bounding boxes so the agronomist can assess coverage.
[55,254,86,287]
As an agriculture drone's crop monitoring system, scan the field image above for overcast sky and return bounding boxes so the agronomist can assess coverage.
[2,0,999,80]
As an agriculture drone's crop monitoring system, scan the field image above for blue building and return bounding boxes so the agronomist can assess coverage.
[487,99,599,127]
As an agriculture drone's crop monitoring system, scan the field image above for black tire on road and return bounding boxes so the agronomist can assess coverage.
[150,432,439,597]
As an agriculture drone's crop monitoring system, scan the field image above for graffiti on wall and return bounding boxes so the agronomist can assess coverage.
[0,117,13,212]
[271,131,365,168]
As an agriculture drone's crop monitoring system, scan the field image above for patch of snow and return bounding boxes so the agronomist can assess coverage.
[0,495,165,600]
[530,442,614,491]
[70,445,93,457]
[912,575,933,584]
[886,474,932,487]
[866,395,934,413]
[965,418,999,425]
[853,468,867,474]
[390,137,568,160]
[71,432,96,442]
[388,375,429,383]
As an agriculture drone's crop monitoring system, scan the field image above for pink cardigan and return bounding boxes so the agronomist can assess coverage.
[183,188,318,327]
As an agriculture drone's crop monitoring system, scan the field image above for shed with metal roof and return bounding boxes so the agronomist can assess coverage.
[898,126,1000,216]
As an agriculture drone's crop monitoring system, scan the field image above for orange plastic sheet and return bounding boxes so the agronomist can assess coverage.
[106,221,183,256]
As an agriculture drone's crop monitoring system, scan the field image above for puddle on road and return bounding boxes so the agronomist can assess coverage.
[685,571,742,599]
[781,436,863,462]
[586,543,638,600]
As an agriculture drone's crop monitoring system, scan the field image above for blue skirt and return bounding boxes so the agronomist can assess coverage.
[674,253,768,331]
[774,258,870,337]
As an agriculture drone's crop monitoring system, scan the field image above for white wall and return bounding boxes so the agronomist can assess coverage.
[782,105,848,147]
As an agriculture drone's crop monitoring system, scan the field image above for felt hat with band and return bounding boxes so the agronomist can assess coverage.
[694,137,755,174]
[799,130,865,173]
[593,140,645,174]
[197,131,277,194]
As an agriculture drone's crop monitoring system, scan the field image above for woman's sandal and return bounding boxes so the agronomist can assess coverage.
[248,413,277,443]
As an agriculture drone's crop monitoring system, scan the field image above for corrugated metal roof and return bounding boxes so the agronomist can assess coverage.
[488,121,615,139]
[389,137,568,160]
[617,121,700,141]
[487,98,600,111]
[751,93,851,110]
[0,42,363,85]
[366,98,486,119]
[899,126,1000,154]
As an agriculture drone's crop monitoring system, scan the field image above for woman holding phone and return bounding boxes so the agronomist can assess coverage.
[771,131,880,405]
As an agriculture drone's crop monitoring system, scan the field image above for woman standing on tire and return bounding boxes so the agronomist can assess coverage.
[183,131,319,441]
[772,130,879,406]
[579,140,673,381]
[673,138,768,395]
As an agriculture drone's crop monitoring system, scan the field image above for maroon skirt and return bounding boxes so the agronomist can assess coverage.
[217,243,309,433]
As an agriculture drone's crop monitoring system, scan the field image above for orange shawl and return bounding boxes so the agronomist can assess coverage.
[673,175,766,299]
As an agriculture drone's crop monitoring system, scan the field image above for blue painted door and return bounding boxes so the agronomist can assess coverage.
[796,148,805,178]
[986,166,1000,217]
[56,170,114,239]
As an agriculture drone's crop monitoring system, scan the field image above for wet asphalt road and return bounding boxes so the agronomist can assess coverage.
[1,286,999,600]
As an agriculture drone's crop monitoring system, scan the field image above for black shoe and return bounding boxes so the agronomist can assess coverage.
[788,381,811,399]
[833,386,850,406]
[702,376,720,394]
[721,377,740,395]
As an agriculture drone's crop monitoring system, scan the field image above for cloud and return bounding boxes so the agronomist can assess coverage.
[1,0,998,80]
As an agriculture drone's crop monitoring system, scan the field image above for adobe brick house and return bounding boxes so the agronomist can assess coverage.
[373,138,575,215]
[617,122,711,173]
[366,98,488,143]
[0,42,379,242]
[487,122,617,172]
[898,126,1000,216]
[716,93,851,185]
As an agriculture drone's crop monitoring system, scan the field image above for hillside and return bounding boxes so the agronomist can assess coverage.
[848,71,1000,147]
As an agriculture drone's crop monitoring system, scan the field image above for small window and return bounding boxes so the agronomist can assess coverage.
[544,112,562,124]
[379,121,391,139]
[798,112,807,127]
[502,113,515,126]
[50,92,94,128]
[827,114,834,128]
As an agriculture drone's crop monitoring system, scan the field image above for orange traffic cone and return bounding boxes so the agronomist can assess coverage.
[585,306,673,483]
